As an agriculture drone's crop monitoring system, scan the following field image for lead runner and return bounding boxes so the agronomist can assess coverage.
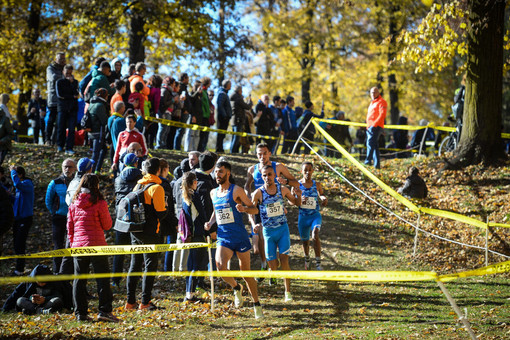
[205,161,263,319]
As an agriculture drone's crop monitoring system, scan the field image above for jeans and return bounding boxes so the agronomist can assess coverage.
[216,118,229,152]
[57,109,77,151]
[230,125,242,153]
[73,255,112,317]
[17,296,63,314]
[198,117,210,152]
[112,230,131,284]
[155,113,171,149]
[365,126,382,169]
[163,234,176,272]
[126,233,161,305]
[186,236,209,293]
[46,106,58,145]
[89,130,107,173]
[173,113,189,150]
[184,128,200,152]
[13,217,32,272]
[52,215,68,273]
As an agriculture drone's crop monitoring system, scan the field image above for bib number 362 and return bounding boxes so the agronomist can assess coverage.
[217,208,235,225]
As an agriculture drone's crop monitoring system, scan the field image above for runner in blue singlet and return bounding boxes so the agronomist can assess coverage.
[251,164,302,303]
[245,143,299,276]
[298,162,327,270]
[205,161,263,319]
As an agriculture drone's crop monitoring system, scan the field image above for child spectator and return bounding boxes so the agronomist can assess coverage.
[398,166,428,199]
[128,82,146,117]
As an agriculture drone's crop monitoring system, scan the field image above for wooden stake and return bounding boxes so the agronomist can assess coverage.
[207,236,215,313]
[437,281,477,340]
[413,214,421,257]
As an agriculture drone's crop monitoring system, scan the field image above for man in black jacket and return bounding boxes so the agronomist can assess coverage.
[27,89,47,144]
[254,94,277,151]
[230,86,252,153]
[56,64,79,154]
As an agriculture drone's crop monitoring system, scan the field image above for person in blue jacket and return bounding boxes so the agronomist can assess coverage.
[10,165,34,276]
[45,158,76,274]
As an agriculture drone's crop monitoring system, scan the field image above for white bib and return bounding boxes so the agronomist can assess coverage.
[266,201,284,217]
[301,196,317,210]
[216,207,235,225]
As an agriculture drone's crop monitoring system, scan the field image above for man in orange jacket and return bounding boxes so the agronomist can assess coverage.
[365,87,387,169]
[128,62,150,101]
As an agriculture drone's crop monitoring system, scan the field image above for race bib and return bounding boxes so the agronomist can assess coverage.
[216,208,235,225]
[301,196,317,210]
[266,202,284,217]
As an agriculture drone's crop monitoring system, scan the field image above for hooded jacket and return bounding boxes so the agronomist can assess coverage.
[2,264,72,312]
[216,87,232,121]
[11,170,34,220]
[67,192,112,248]
[137,174,167,234]
[89,69,115,98]
[114,166,143,207]
[45,174,72,217]
[88,96,109,133]
[400,173,428,199]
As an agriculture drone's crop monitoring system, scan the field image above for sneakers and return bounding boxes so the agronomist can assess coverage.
[65,150,75,155]
[316,264,323,271]
[284,291,293,302]
[304,258,310,270]
[254,305,263,319]
[124,302,138,310]
[139,302,165,311]
[233,284,244,308]
[57,146,64,152]
[76,314,92,322]
[183,296,202,303]
[256,266,267,283]
[97,312,120,323]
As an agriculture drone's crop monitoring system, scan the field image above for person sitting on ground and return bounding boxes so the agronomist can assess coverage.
[2,264,71,315]
[397,166,428,199]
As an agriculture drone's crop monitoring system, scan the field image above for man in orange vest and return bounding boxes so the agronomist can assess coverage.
[365,87,387,169]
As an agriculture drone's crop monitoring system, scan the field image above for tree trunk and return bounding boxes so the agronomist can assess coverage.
[217,3,226,85]
[129,11,146,64]
[387,5,399,125]
[300,3,314,104]
[447,0,506,168]
[16,0,42,137]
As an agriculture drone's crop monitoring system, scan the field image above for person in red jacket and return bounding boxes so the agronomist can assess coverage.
[111,114,147,171]
[365,87,387,169]
[67,173,119,323]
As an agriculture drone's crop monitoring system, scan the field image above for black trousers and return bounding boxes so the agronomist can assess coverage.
[73,255,112,317]
[126,233,161,305]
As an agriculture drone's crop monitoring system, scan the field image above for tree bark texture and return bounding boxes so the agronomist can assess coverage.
[449,0,506,167]
[387,5,399,125]
[129,11,146,64]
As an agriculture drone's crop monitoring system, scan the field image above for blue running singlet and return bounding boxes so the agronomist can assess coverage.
[259,184,287,229]
[212,184,250,249]
[299,180,320,216]
[253,161,278,190]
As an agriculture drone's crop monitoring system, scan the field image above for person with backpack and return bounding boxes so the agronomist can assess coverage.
[10,166,34,276]
[112,153,142,286]
[67,173,119,322]
[125,158,167,311]
[88,88,109,174]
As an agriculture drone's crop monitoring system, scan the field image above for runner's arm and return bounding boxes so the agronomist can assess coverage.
[276,163,299,188]
[282,185,302,206]
[205,211,216,231]
[316,181,328,206]
[244,167,254,196]
[234,186,258,215]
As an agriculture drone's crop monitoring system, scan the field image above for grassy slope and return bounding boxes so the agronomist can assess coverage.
[0,143,509,339]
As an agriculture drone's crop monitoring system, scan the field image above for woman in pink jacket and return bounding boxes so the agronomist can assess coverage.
[67,173,119,323]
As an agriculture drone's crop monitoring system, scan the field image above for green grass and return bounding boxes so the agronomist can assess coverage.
[1,142,509,339]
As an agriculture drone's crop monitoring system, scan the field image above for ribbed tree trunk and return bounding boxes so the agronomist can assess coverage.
[129,10,146,64]
[448,0,506,168]
[387,5,399,125]
[16,0,42,138]
[217,3,226,85]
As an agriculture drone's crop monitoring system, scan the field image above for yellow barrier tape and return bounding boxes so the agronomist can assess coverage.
[0,242,213,260]
[0,270,439,285]
[314,118,456,132]
[312,119,420,213]
[419,207,487,230]
[488,222,510,229]
[439,260,510,282]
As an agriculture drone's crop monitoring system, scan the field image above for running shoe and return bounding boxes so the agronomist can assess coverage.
[233,284,244,308]
[254,305,263,319]
[284,291,293,302]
